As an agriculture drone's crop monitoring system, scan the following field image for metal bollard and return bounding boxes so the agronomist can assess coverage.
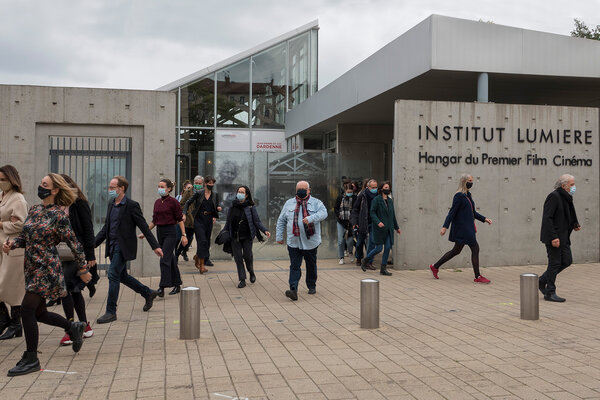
[361,279,379,329]
[520,273,539,320]
[179,286,201,340]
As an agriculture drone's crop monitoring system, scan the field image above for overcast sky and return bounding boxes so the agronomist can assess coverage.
[1,0,598,91]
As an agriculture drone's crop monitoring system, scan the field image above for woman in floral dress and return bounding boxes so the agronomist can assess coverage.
[3,173,91,376]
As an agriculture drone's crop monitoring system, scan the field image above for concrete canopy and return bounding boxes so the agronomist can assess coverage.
[285,15,600,137]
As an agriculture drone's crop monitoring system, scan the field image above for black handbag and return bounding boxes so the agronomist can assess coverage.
[215,228,231,245]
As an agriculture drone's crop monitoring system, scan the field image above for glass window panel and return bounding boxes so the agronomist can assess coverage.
[216,58,250,127]
[310,29,318,95]
[178,128,214,179]
[288,32,310,109]
[252,43,287,128]
[180,76,215,127]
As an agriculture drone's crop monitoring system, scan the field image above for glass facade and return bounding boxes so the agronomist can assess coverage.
[173,27,318,171]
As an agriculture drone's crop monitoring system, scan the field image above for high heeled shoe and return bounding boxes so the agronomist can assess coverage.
[168,286,181,295]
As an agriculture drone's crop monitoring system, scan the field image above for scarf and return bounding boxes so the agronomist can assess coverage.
[293,195,315,239]
[338,195,353,222]
[557,188,578,229]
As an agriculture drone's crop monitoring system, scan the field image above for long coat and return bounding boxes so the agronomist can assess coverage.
[540,188,579,246]
[370,195,399,245]
[443,191,486,245]
[68,198,96,261]
[0,190,27,306]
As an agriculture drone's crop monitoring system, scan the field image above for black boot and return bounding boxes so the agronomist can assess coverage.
[0,306,22,340]
[168,286,181,295]
[7,351,40,377]
[380,265,392,276]
[0,302,9,335]
[157,287,165,298]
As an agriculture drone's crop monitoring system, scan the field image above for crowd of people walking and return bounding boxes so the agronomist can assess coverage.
[0,162,582,377]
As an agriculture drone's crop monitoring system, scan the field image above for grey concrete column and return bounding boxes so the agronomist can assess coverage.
[477,72,489,102]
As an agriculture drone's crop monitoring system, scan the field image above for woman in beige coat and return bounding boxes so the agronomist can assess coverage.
[0,165,27,340]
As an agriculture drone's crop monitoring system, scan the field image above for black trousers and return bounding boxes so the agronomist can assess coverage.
[194,214,213,259]
[157,225,182,288]
[540,243,572,294]
[176,227,195,256]
[231,237,254,281]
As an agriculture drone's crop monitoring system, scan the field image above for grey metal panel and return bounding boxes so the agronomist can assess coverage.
[285,16,433,137]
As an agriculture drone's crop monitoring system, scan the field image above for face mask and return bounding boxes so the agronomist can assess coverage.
[193,184,203,192]
[296,189,307,199]
[0,181,11,192]
[38,185,52,200]
[346,192,353,197]
[466,182,473,189]
[569,185,576,195]
[206,185,214,191]
[236,193,246,201]
[158,188,167,197]
[382,189,391,195]
[369,188,378,194]
[108,190,118,199]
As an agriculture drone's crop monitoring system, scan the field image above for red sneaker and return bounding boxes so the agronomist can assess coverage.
[474,276,491,284]
[60,333,72,346]
[83,322,94,338]
[429,264,439,279]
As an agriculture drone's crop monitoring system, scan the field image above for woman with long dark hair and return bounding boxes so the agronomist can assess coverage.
[140,178,187,296]
[224,186,270,288]
[3,173,89,376]
[56,174,96,346]
[429,173,493,283]
[0,165,27,340]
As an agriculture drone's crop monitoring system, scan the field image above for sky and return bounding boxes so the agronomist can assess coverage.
[0,0,598,91]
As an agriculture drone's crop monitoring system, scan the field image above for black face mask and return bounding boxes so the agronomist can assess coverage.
[466,182,473,189]
[382,189,391,195]
[296,189,308,199]
[206,185,214,191]
[38,185,52,200]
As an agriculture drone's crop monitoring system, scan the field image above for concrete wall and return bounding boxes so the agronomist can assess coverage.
[337,124,393,182]
[0,85,176,276]
[393,100,599,269]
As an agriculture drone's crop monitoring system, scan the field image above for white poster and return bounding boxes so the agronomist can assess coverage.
[215,130,250,152]
[251,131,286,152]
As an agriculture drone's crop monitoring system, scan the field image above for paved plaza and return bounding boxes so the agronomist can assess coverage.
[0,257,599,399]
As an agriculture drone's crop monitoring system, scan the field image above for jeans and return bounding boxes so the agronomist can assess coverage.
[288,246,318,291]
[106,245,151,315]
[365,233,392,266]
[355,226,376,261]
[540,243,572,294]
[337,222,354,258]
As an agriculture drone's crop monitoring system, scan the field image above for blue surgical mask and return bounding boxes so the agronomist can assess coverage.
[570,185,576,195]
[346,192,353,197]
[108,190,118,199]
[158,188,167,197]
[236,193,246,201]
[369,188,378,194]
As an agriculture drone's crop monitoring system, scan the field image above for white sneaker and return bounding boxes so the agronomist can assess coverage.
[338,258,344,265]
[344,250,348,257]
[350,257,355,263]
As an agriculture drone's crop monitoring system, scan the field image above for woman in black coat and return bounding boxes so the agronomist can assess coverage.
[57,175,96,345]
[429,174,493,283]
[224,186,270,288]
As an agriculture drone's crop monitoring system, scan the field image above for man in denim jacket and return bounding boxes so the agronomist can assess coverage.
[276,181,328,301]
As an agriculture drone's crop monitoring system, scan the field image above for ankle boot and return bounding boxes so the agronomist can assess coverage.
[7,351,41,376]
[0,306,22,340]
[0,302,9,335]
[380,266,392,276]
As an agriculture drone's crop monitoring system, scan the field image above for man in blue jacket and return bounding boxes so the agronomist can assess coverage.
[276,181,328,301]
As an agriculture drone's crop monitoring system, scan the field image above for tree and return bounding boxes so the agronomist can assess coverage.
[570,18,600,40]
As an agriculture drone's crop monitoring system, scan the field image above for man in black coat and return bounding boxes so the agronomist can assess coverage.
[540,174,581,302]
[95,176,163,323]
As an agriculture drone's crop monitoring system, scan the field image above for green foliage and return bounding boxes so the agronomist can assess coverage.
[571,18,600,40]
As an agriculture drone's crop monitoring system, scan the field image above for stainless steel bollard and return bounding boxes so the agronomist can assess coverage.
[361,279,379,329]
[520,273,539,320]
[179,286,201,340]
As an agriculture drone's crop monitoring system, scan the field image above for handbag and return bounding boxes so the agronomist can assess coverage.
[57,242,75,262]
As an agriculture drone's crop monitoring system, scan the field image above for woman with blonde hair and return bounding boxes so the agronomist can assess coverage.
[0,165,28,340]
[3,173,89,376]
[428,173,493,283]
